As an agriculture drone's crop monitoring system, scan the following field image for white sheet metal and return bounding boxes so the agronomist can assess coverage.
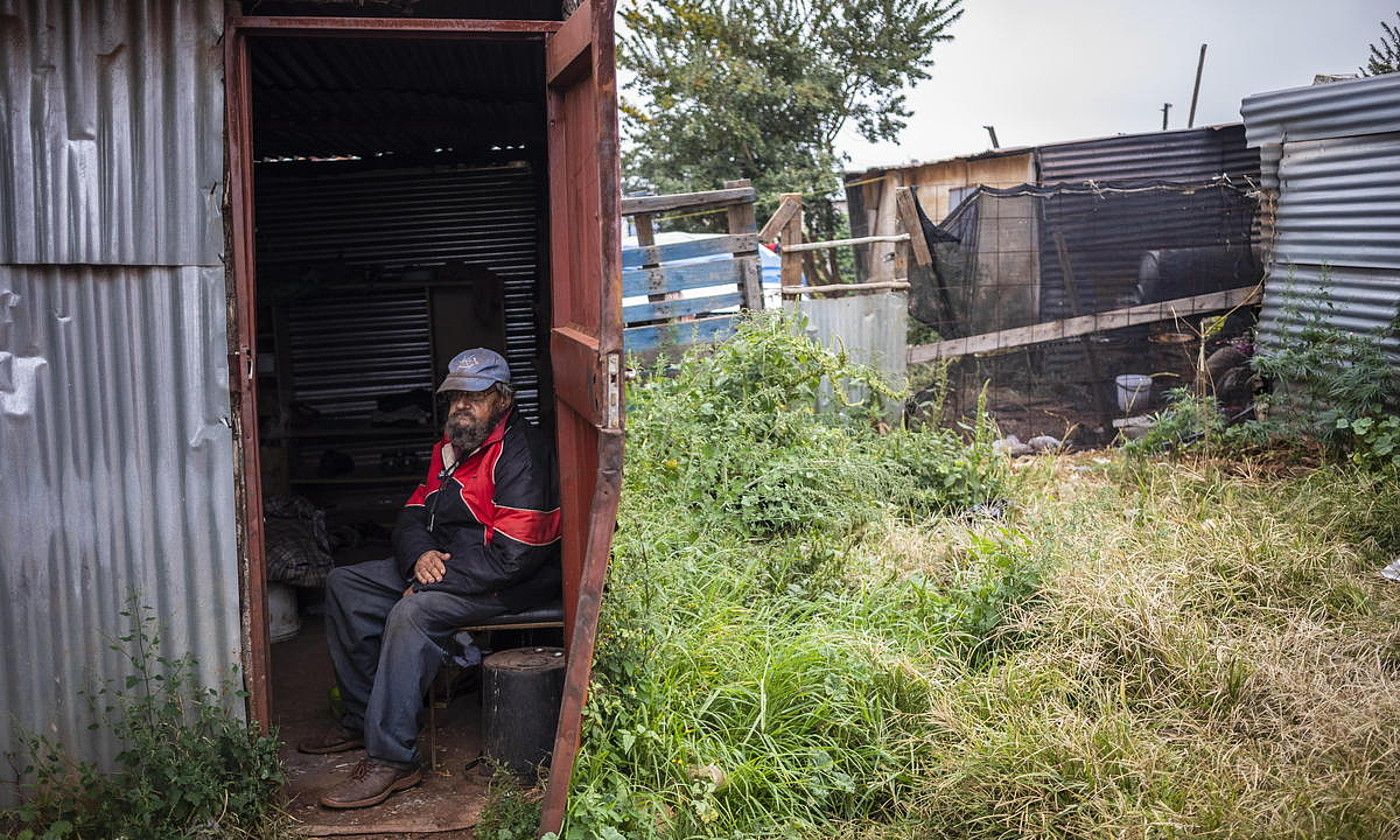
[0,0,226,265]
[796,291,908,419]
[0,0,236,806]
[1244,74,1400,358]
[0,265,242,803]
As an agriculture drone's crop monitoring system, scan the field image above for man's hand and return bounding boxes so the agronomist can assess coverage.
[413,550,450,585]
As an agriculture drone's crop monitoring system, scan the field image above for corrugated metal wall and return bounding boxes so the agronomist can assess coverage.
[1039,124,1260,185]
[255,163,546,417]
[1242,73,1400,189]
[0,0,240,805]
[1243,76,1400,355]
[0,0,226,265]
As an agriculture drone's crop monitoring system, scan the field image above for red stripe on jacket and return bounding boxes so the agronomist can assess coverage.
[493,505,562,546]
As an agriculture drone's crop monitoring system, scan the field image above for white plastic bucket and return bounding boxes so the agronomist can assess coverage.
[268,581,301,643]
[1115,374,1153,414]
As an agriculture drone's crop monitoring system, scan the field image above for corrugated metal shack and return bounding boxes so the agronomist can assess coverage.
[846,148,1037,284]
[845,125,1259,288]
[1242,73,1400,357]
[0,2,626,831]
[1038,124,1259,185]
[883,126,1262,443]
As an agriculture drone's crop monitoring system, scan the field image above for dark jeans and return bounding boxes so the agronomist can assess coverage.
[323,558,508,768]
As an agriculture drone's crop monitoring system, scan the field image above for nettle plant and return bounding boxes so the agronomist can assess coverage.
[1252,270,1400,469]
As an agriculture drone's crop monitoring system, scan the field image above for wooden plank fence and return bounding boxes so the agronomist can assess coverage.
[761,188,929,299]
[621,179,762,356]
[907,286,1263,363]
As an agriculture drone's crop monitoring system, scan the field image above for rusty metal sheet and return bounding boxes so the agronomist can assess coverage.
[0,0,225,266]
[0,264,242,806]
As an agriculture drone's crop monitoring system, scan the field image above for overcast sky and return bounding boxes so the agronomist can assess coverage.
[838,0,1399,170]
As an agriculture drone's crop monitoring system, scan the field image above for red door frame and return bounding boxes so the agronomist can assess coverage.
[224,12,625,833]
[223,6,563,737]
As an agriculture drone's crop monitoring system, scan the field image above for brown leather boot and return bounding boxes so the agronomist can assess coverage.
[318,759,423,809]
[296,724,364,755]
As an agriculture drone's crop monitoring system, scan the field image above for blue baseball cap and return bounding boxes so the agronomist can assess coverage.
[437,348,511,394]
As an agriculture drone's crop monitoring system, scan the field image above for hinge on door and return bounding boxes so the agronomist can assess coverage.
[228,346,253,395]
[604,352,621,430]
[228,349,243,395]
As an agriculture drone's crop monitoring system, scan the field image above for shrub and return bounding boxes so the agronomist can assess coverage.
[5,601,284,840]
[564,314,1019,836]
[1122,272,1399,469]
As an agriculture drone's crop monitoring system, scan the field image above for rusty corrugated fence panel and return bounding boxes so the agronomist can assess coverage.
[1243,75,1400,356]
[0,265,242,803]
[1039,124,1260,185]
[0,0,225,265]
[0,0,237,807]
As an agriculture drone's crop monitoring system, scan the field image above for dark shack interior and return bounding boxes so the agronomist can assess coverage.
[248,33,559,828]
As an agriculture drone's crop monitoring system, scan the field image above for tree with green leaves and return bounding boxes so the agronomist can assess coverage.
[1361,12,1400,76]
[619,0,962,280]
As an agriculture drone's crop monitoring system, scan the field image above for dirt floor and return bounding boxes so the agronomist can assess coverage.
[272,615,493,838]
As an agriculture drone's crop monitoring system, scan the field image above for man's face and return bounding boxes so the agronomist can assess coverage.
[444,387,510,452]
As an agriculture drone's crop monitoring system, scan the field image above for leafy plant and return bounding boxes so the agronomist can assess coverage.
[1123,271,1400,469]
[476,768,543,840]
[1121,387,1227,456]
[4,599,284,840]
[1339,414,1400,472]
[1249,270,1399,463]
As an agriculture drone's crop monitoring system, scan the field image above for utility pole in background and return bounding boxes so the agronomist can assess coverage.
[1188,43,1208,128]
[983,125,1000,149]
[1161,102,1172,130]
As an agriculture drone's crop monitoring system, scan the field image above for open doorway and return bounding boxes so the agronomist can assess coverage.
[244,32,561,831]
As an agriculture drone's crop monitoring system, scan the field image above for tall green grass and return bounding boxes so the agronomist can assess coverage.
[564,315,1400,839]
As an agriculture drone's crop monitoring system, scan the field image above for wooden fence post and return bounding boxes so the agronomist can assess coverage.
[634,211,664,306]
[779,194,804,303]
[893,187,933,269]
[723,179,762,311]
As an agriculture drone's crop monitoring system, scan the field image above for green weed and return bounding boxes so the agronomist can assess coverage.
[562,313,1400,838]
[4,599,285,840]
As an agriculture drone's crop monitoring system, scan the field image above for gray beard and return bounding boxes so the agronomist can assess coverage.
[447,411,497,453]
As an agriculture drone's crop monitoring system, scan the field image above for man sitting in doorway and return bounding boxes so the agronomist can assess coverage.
[300,348,562,809]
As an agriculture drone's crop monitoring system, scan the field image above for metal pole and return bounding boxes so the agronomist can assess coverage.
[1188,43,1207,128]
[1161,102,1172,130]
[983,125,1000,149]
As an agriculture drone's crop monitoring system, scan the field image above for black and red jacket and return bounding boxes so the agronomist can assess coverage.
[392,407,561,609]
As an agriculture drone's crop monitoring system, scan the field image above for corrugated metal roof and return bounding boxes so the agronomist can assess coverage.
[0,0,226,266]
[1242,73,1400,150]
[251,36,546,159]
[1039,124,1260,185]
[0,265,243,804]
